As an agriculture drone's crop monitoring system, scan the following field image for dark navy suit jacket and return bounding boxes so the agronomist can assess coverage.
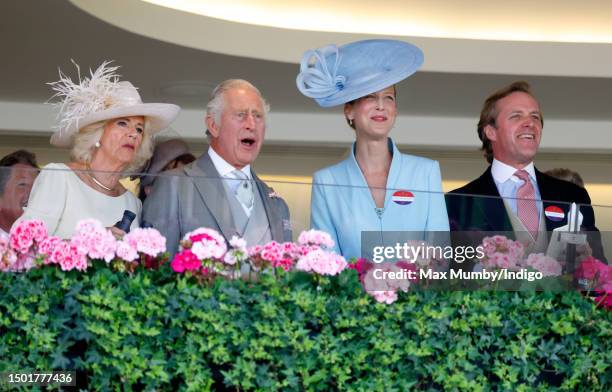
[446,166,606,263]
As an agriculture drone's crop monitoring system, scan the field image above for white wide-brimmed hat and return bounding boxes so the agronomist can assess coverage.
[48,61,180,147]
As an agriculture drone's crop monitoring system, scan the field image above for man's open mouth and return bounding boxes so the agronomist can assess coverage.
[241,138,256,146]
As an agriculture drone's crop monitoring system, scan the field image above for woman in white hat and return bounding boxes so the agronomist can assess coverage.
[15,62,180,238]
[297,39,449,259]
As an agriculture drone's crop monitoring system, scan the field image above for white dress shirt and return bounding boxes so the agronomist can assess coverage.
[491,159,542,218]
[208,147,253,216]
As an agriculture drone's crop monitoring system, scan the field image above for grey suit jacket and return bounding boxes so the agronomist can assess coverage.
[142,153,292,254]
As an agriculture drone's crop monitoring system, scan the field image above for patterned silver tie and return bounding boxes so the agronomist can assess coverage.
[233,169,254,209]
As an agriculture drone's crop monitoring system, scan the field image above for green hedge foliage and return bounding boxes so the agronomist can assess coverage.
[1,265,610,391]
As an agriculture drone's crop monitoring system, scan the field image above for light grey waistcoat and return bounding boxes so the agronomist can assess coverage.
[222,179,273,246]
[503,199,548,254]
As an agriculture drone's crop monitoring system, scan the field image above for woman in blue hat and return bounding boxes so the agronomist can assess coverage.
[297,39,449,259]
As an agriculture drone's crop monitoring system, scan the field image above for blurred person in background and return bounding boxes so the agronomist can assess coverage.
[0,150,39,235]
[545,168,585,188]
[137,138,195,202]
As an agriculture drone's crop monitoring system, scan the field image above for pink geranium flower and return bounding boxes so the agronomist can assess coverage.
[184,228,227,260]
[0,233,19,272]
[480,236,524,270]
[116,241,138,262]
[171,249,201,273]
[260,241,282,262]
[224,235,248,266]
[9,219,48,254]
[296,248,347,276]
[13,253,37,272]
[576,257,612,299]
[298,229,335,249]
[172,228,228,276]
[348,258,373,281]
[50,241,87,271]
[370,290,398,304]
[524,253,563,277]
[396,261,419,282]
[122,228,166,258]
[248,240,302,271]
[362,262,411,296]
[1,231,35,272]
[481,236,525,259]
[576,257,609,283]
[3,220,48,272]
[39,236,62,265]
[71,219,117,262]
[248,245,263,258]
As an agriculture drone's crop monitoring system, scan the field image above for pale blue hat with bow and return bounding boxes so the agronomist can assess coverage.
[296,39,423,107]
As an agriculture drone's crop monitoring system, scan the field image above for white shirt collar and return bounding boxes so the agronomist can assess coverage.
[208,147,252,179]
[491,159,536,183]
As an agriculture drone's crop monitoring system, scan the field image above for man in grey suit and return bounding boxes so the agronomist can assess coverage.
[143,79,292,254]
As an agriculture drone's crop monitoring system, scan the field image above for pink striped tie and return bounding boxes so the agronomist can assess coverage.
[515,170,539,239]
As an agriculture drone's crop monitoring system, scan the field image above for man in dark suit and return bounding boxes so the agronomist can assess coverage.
[143,79,292,254]
[446,81,605,264]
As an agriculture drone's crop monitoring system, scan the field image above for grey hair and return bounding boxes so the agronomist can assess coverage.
[205,79,270,132]
[71,119,154,174]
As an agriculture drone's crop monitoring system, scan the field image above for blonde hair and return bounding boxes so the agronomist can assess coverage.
[71,119,154,174]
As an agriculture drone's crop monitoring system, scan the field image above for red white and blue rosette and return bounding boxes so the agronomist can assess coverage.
[391,190,414,205]
[544,205,565,222]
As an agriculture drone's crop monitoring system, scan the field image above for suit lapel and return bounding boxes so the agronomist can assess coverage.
[253,171,283,241]
[185,154,236,240]
[476,167,513,232]
[535,169,568,231]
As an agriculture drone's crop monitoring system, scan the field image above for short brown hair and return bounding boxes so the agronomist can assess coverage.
[477,81,543,163]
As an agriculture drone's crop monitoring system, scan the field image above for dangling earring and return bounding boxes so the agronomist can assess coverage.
[348,119,354,127]
[95,141,101,148]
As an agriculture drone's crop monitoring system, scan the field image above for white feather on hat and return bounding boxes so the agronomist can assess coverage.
[47,60,180,147]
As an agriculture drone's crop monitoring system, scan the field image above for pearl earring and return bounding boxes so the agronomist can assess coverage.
[95,141,101,148]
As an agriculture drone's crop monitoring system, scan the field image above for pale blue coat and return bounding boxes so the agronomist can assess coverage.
[311,138,449,259]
